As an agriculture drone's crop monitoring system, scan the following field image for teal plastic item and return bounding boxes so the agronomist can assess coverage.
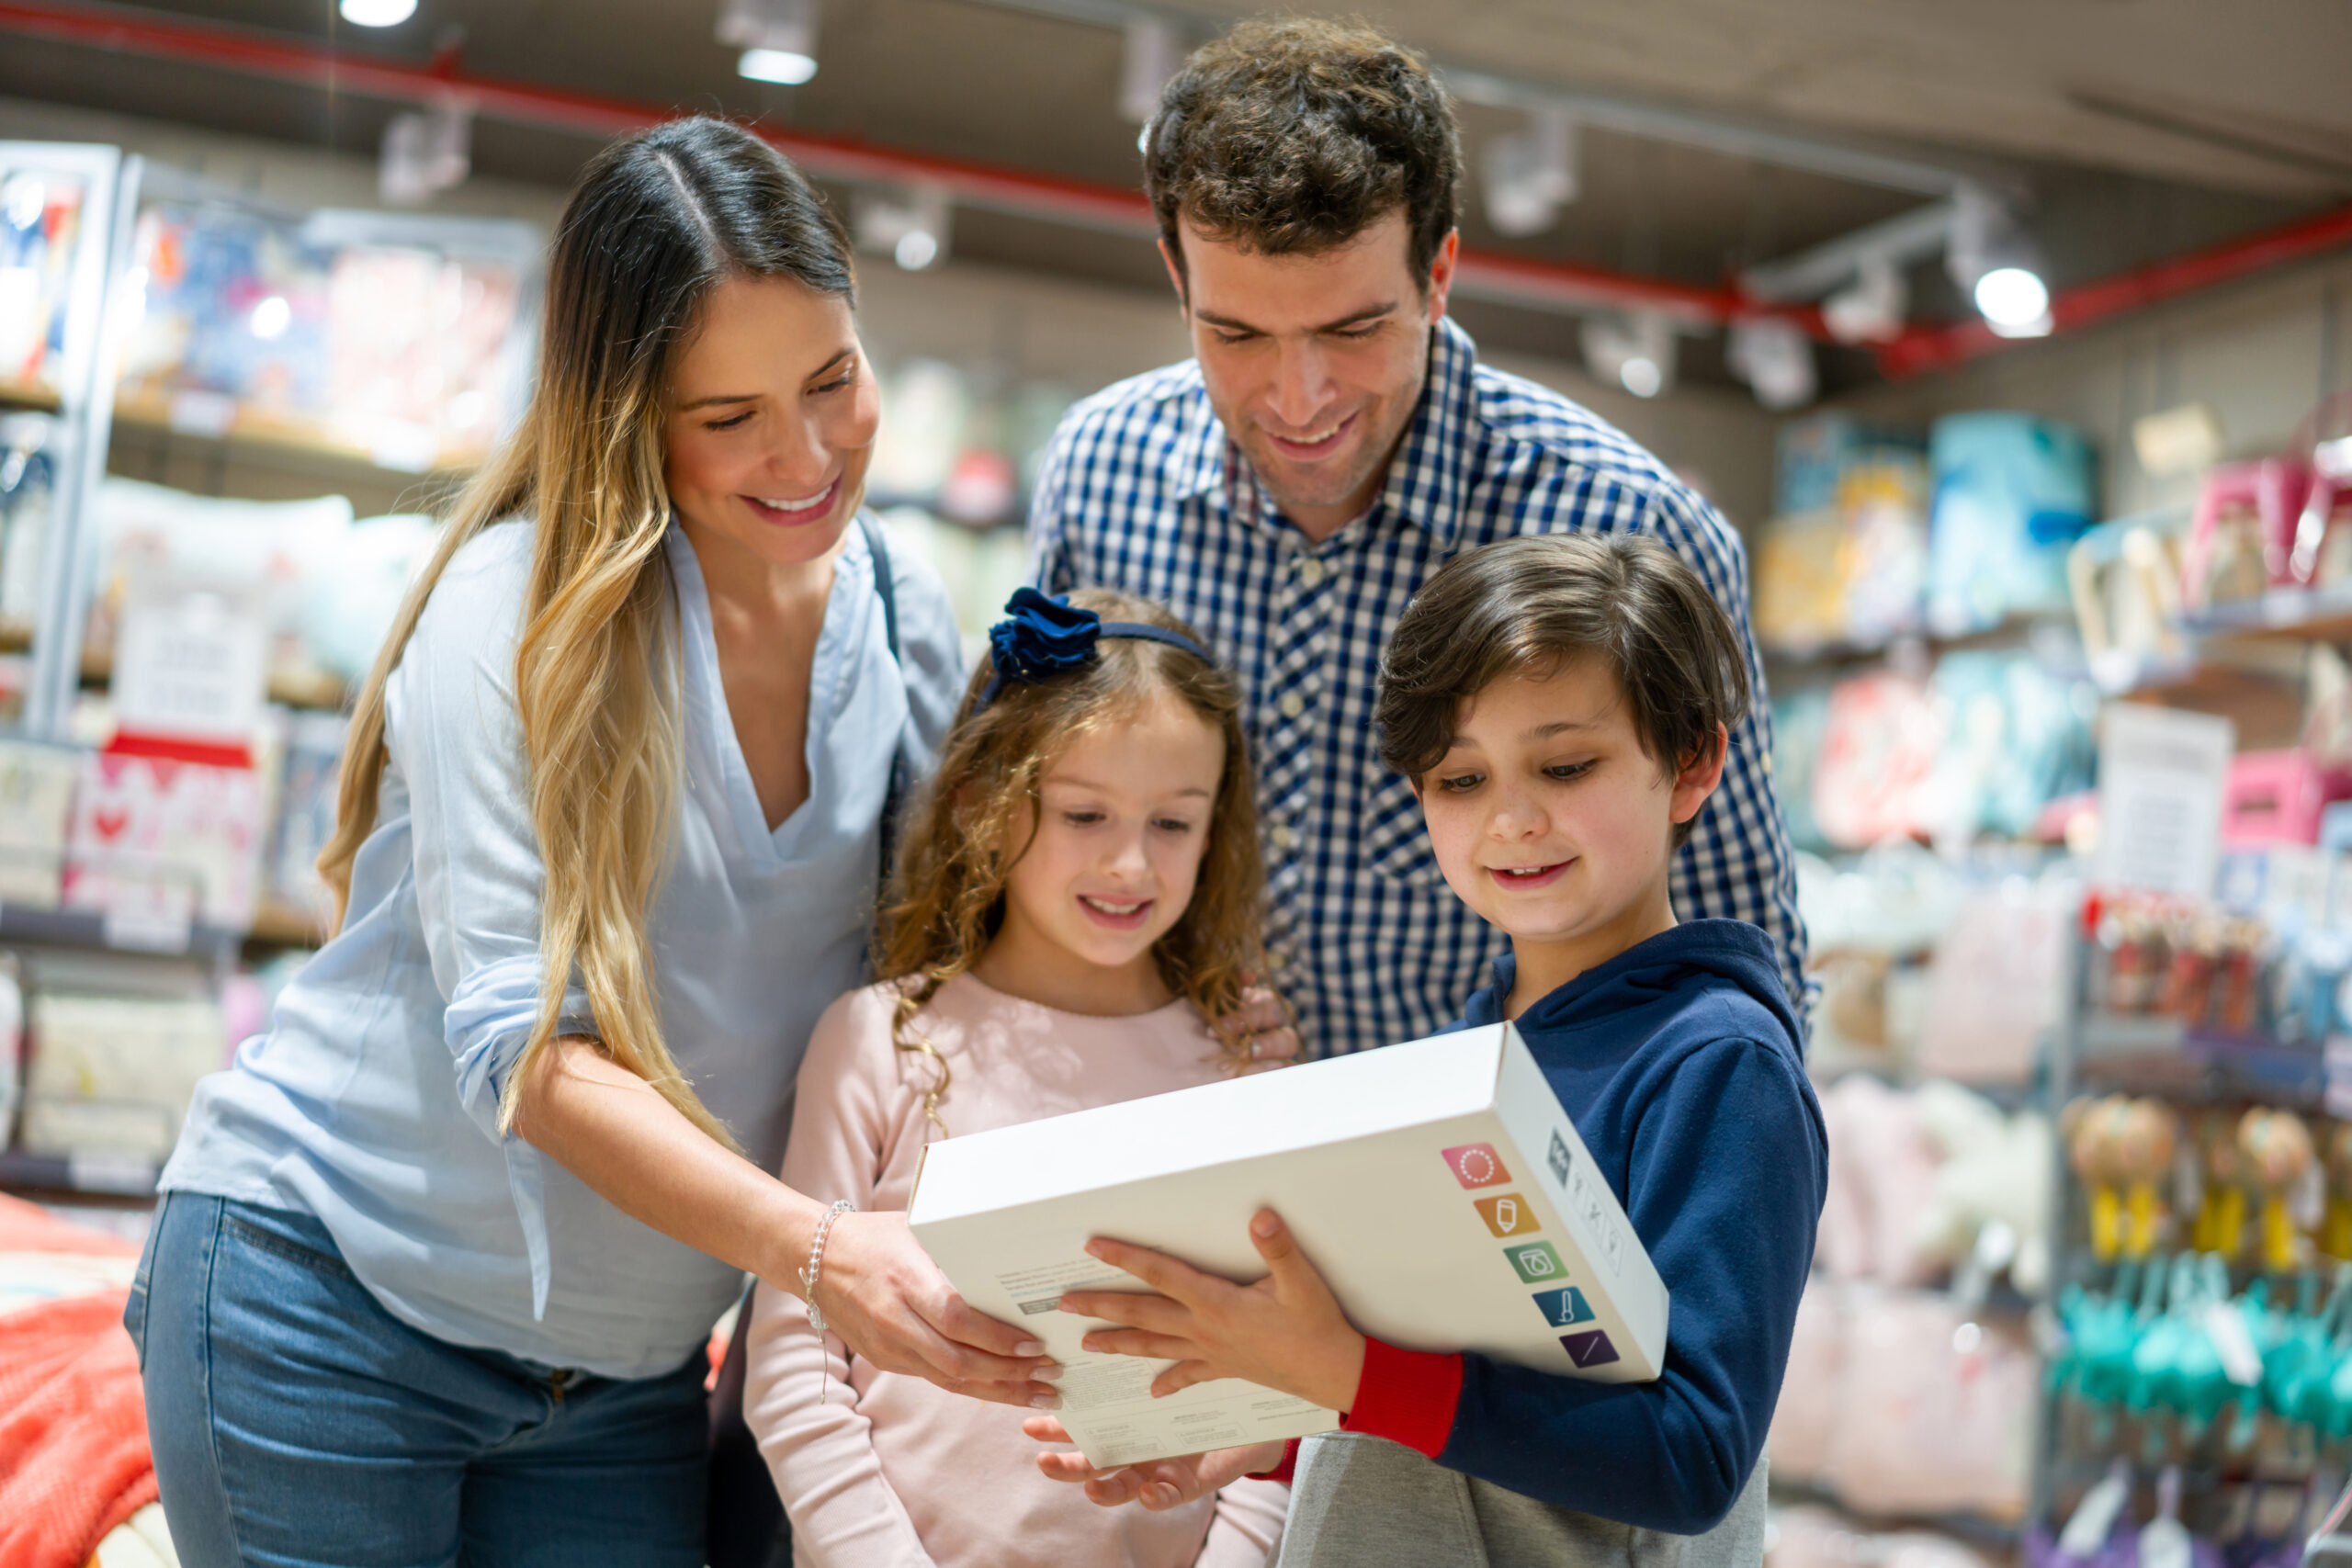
[1925,411,2098,634]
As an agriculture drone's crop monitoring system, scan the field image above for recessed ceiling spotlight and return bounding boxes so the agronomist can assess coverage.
[1974,265,2052,337]
[738,48,817,85]
[340,0,418,27]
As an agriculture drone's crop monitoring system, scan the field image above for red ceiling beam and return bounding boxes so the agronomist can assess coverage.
[1876,199,2352,378]
[0,0,1802,328]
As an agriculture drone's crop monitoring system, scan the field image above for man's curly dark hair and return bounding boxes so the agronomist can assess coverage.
[1143,17,1462,288]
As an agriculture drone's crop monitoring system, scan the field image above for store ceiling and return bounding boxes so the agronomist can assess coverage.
[0,0,2341,389]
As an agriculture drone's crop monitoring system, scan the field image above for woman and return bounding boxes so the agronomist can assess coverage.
[126,118,1057,1566]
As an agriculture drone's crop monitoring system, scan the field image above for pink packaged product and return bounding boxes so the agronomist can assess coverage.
[62,750,267,932]
[2220,750,2352,847]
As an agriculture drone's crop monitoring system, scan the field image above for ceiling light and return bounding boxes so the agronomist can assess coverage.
[1482,107,1578,238]
[1821,254,1906,344]
[1974,266,2052,336]
[248,295,291,342]
[1580,313,1677,400]
[894,231,938,270]
[379,102,472,205]
[1119,17,1181,124]
[855,186,951,273]
[718,0,818,80]
[340,0,418,25]
[737,48,817,84]
[1726,317,1816,411]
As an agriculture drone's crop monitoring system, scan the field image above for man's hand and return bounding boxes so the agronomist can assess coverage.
[1222,983,1299,1072]
[1057,1209,1365,1410]
[1023,1416,1285,1508]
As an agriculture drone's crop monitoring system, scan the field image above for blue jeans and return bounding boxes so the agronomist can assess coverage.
[127,1192,709,1568]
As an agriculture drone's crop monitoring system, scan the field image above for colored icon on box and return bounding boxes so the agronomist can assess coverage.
[1505,1240,1566,1283]
[1475,1193,1533,1237]
[1561,1329,1620,1368]
[1531,1286,1594,1327]
[1443,1143,1510,1190]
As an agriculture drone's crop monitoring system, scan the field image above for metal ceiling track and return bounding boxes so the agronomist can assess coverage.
[0,0,1803,332]
[1,0,2346,379]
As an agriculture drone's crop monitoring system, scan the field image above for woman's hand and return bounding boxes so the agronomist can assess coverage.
[1225,982,1299,1072]
[1021,1416,1285,1508]
[1057,1209,1364,1410]
[808,1210,1059,1408]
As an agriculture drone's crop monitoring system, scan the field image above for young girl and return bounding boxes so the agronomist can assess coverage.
[741,587,1291,1568]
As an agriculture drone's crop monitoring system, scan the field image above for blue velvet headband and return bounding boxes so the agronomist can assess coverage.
[975,587,1213,711]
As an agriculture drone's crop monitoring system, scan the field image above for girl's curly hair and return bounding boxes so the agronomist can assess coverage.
[874,590,1273,1137]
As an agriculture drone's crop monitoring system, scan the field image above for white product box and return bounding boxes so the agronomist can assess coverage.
[908,1021,1668,1468]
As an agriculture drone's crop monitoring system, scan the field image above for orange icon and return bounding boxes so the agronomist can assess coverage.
[1475,1193,1534,1237]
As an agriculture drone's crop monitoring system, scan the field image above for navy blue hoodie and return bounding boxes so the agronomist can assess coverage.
[1331,919,1826,1534]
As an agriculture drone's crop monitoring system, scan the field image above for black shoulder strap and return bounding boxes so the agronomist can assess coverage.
[858,511,909,886]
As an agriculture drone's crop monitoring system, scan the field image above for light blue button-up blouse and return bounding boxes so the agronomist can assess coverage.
[160,516,963,1380]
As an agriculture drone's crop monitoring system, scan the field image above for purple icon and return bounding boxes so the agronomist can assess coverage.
[1560,1329,1620,1369]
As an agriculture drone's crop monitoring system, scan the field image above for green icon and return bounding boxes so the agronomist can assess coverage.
[1506,1240,1566,1284]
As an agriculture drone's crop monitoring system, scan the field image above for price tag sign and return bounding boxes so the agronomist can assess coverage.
[110,584,266,750]
[2094,703,2234,897]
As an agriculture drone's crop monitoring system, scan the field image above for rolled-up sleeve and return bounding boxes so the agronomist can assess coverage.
[382,527,588,1314]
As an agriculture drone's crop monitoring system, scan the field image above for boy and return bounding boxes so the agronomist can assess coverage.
[1026,533,1827,1567]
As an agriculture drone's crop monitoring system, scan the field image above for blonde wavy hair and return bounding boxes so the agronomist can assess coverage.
[874,591,1275,1137]
[317,118,857,1150]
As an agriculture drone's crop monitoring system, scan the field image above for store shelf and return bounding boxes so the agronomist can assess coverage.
[0,378,63,414]
[0,901,241,964]
[247,897,326,949]
[2182,587,2352,648]
[0,1147,156,1199]
[1761,616,2056,671]
[74,643,348,711]
[2075,1014,2328,1108]
[112,389,485,484]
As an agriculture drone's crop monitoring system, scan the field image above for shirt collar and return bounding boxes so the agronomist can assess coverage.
[1177,316,1482,551]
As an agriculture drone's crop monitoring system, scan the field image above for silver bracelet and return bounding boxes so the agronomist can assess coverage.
[798,1199,856,1337]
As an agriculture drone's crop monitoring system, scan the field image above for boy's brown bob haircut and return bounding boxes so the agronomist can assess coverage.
[1142,16,1461,288]
[1375,534,1751,848]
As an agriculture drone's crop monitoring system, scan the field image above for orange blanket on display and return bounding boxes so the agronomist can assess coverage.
[0,1194,155,1568]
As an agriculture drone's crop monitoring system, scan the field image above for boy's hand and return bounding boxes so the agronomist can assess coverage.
[1022,1416,1285,1508]
[1058,1208,1365,1411]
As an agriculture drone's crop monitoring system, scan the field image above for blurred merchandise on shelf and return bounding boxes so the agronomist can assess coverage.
[1755,450,1932,654]
[1772,1072,2048,1521]
[0,412,54,660]
[881,503,1027,652]
[2069,515,2188,682]
[0,953,20,1147]
[1917,875,2073,1084]
[270,710,344,921]
[63,749,266,934]
[85,477,356,695]
[1812,673,1943,847]
[0,158,87,400]
[17,956,222,1162]
[1776,413,1929,519]
[0,739,75,906]
[301,511,439,683]
[866,357,1075,531]
[1926,413,2098,637]
[1768,1505,2002,1568]
[114,199,535,472]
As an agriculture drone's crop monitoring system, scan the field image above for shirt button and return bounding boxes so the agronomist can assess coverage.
[1272,825,1299,852]
[1297,558,1326,587]
[1278,694,1306,720]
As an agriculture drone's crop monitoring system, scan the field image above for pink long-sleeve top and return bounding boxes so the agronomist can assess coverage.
[743,974,1290,1568]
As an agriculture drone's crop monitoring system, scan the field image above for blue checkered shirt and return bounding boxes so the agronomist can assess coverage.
[1028,317,1808,1056]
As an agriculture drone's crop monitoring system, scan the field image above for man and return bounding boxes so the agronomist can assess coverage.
[1028,16,1807,1055]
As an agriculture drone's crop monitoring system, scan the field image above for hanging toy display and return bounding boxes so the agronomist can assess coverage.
[2240,1110,2317,1275]
[2119,1100,2181,1258]
[2193,1110,2252,1261]
[2070,1095,2132,1262]
[2326,1123,2352,1261]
